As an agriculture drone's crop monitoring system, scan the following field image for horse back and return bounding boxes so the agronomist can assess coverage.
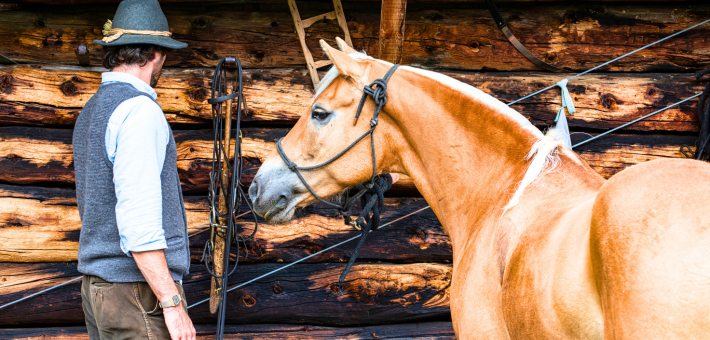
[590,158,710,339]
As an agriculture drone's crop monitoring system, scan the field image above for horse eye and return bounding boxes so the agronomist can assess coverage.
[311,107,331,121]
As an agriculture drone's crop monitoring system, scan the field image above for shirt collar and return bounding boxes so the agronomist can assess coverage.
[101,72,157,100]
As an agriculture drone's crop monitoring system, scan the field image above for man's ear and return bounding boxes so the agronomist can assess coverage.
[320,39,364,79]
[335,37,358,54]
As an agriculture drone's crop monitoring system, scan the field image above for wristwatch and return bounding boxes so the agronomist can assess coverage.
[159,294,182,308]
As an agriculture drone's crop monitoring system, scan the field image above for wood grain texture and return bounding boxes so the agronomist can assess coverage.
[0,262,452,326]
[378,0,407,64]
[0,65,704,132]
[0,184,450,263]
[0,126,419,193]
[0,127,697,193]
[0,4,708,71]
[0,322,456,340]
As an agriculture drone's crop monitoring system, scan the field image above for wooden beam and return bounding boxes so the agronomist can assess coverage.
[0,184,449,263]
[378,0,407,64]
[0,127,698,193]
[0,262,452,326]
[0,65,703,133]
[0,5,708,71]
[0,323,456,340]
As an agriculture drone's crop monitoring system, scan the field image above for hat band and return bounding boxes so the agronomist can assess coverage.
[102,28,172,43]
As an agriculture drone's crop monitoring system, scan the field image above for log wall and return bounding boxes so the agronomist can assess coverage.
[1,0,707,337]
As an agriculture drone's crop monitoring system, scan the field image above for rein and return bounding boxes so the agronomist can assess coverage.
[203,57,258,340]
[276,64,400,286]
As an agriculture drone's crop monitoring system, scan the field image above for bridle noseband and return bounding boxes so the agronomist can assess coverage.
[276,64,400,287]
[276,64,400,219]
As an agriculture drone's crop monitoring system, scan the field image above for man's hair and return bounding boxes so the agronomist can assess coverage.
[102,44,169,70]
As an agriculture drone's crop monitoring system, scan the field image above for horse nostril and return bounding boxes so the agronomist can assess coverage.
[248,180,259,202]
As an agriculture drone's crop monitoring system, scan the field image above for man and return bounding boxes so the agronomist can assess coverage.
[72,0,196,339]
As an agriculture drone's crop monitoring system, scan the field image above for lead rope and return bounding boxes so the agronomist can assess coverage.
[338,174,394,288]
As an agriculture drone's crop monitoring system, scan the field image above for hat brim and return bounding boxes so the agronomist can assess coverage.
[94,33,188,49]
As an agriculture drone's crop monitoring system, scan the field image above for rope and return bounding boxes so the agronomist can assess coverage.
[187,206,432,310]
[508,18,710,107]
[101,19,172,43]
[572,93,702,149]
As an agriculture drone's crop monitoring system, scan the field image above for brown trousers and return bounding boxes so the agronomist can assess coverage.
[81,275,188,340]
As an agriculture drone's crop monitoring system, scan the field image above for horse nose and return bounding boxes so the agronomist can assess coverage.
[248,178,260,203]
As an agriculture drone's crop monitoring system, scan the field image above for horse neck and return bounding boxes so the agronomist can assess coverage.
[380,66,603,250]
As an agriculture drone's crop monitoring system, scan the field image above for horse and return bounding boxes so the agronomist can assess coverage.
[248,37,710,339]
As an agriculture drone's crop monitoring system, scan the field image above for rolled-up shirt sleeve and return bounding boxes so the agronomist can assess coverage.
[111,97,169,256]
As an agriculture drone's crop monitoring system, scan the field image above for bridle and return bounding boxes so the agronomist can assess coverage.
[276,63,400,286]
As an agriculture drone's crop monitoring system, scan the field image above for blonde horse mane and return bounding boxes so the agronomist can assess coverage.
[504,130,562,210]
[314,55,561,211]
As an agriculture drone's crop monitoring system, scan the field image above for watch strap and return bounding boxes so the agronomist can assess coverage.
[159,294,182,308]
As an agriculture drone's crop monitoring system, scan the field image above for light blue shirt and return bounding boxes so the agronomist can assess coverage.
[102,72,170,256]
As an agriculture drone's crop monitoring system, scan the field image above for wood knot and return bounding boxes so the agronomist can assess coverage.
[188,88,207,102]
[601,93,618,110]
[6,153,21,162]
[424,12,445,21]
[254,50,265,60]
[242,295,256,307]
[646,88,658,96]
[545,52,558,63]
[0,75,13,94]
[270,21,278,27]
[192,17,210,29]
[61,81,78,96]
[34,20,45,28]
[563,11,578,24]
[468,41,480,49]
[272,284,282,294]
[330,284,341,294]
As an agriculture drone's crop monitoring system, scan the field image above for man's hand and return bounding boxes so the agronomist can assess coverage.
[132,249,196,340]
[163,305,196,340]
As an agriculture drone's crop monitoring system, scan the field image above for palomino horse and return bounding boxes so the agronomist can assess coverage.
[249,38,710,339]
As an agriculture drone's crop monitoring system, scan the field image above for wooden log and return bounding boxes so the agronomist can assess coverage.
[0,64,704,132]
[0,126,417,193]
[378,0,407,64]
[570,133,698,179]
[0,322,456,340]
[0,5,708,71]
[0,126,698,192]
[0,184,450,263]
[0,262,452,326]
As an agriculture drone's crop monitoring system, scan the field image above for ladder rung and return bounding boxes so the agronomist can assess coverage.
[314,60,333,69]
[302,11,337,28]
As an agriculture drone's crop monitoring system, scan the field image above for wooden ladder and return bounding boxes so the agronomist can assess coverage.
[287,0,353,88]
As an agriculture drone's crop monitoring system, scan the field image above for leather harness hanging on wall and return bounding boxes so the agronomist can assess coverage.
[486,0,567,73]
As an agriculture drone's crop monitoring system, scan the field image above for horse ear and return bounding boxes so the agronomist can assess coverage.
[335,37,357,54]
[320,39,364,79]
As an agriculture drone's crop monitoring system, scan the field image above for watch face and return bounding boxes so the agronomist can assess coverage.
[172,296,180,305]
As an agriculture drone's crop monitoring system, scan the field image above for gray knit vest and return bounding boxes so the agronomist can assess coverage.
[73,82,189,282]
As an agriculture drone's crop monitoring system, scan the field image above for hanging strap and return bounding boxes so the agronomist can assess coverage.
[552,79,574,149]
[486,0,566,73]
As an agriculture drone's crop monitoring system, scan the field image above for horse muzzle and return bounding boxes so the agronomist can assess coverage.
[249,163,302,224]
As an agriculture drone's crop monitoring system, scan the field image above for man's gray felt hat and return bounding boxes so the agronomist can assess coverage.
[94,0,188,49]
